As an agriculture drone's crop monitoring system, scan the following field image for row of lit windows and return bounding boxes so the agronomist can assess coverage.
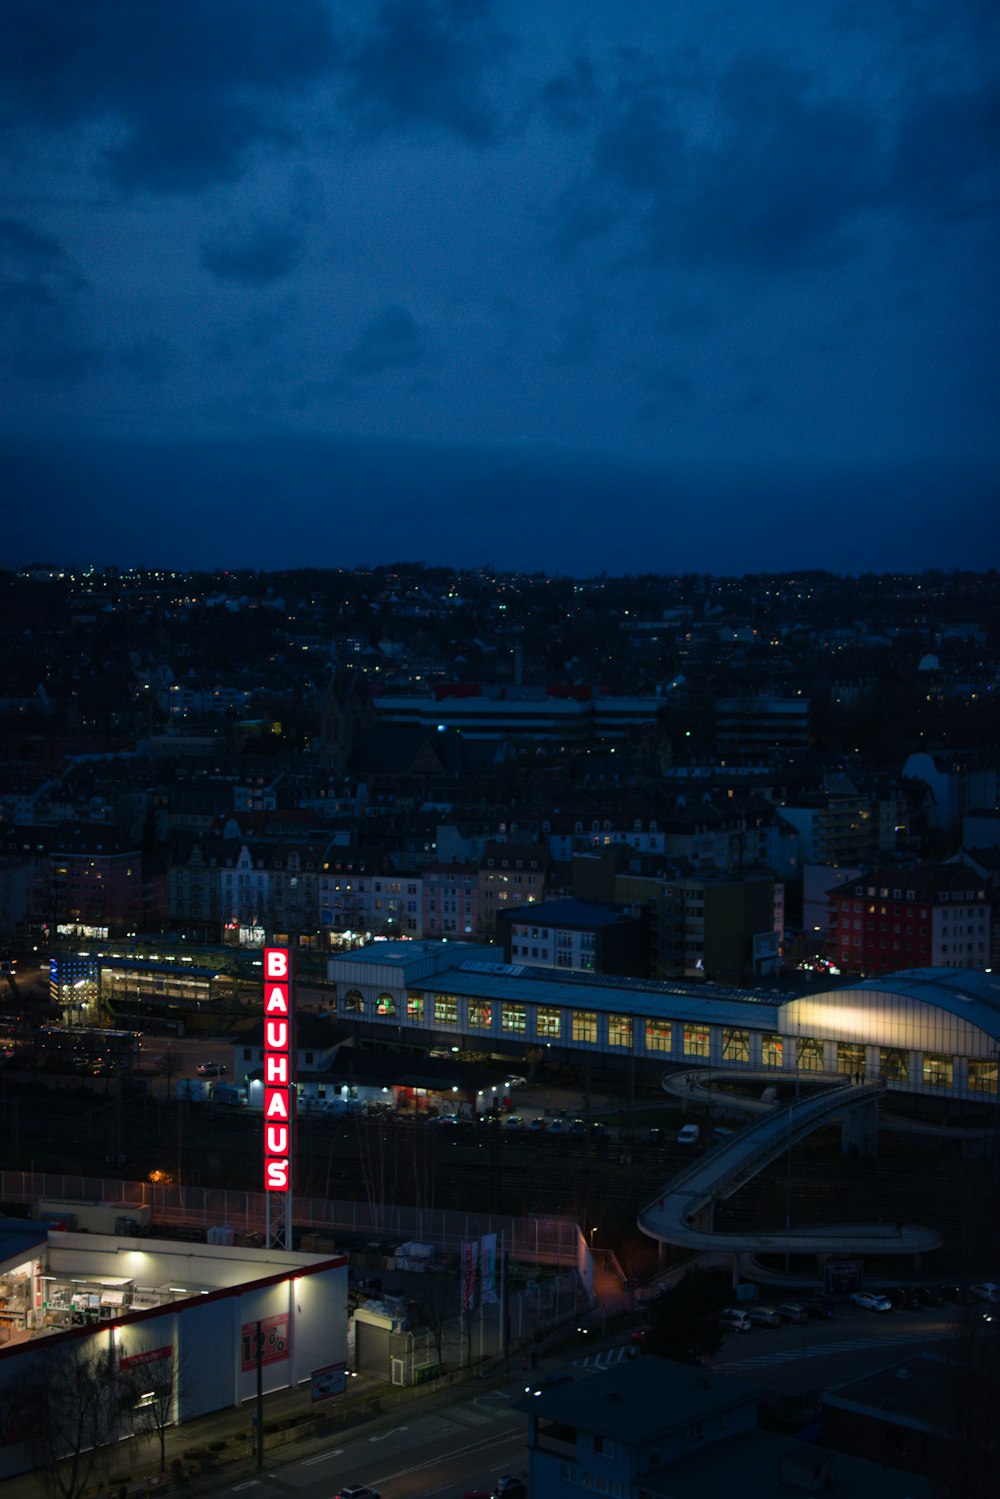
[337,989,999,1092]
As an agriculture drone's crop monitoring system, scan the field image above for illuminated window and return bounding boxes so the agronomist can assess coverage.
[434,994,458,1025]
[343,988,364,1014]
[467,1000,492,1030]
[501,1003,526,1034]
[645,1019,672,1053]
[375,992,396,1017]
[608,1014,633,1049]
[922,1052,953,1089]
[762,1033,784,1067]
[537,1006,561,1039]
[837,1042,865,1077]
[879,1047,909,1082]
[967,1058,998,1095]
[572,1011,597,1044]
[796,1037,824,1072]
[406,991,424,1019]
[684,1024,710,1058]
[722,1027,749,1063]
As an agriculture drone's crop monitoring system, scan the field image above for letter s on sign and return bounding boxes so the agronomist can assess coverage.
[265,1159,289,1192]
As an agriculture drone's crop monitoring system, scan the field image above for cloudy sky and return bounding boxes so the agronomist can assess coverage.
[2,0,997,575]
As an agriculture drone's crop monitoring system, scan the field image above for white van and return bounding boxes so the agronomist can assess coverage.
[677,1123,700,1145]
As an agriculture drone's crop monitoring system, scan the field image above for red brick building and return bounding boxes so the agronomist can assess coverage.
[829,862,991,976]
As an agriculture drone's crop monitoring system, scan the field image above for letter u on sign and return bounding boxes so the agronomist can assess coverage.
[265,1019,289,1050]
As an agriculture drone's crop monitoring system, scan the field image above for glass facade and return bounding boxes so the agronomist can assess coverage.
[343,988,364,1014]
[375,991,395,1017]
[406,991,424,1019]
[467,1000,492,1031]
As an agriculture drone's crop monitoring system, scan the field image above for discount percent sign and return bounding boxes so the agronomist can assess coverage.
[241,1313,289,1372]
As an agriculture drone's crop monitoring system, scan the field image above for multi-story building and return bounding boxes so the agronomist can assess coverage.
[828,863,991,975]
[477,842,550,936]
[422,863,478,938]
[497,898,649,976]
[48,825,145,938]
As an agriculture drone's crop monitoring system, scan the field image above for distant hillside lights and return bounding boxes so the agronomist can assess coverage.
[263,946,293,1193]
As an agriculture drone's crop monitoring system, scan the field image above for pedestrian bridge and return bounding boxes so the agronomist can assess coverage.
[637,1071,943,1258]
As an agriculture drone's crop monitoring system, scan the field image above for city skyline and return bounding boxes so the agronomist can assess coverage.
[2,1,998,575]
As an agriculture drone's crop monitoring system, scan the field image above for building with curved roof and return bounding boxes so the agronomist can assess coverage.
[325,944,1000,1105]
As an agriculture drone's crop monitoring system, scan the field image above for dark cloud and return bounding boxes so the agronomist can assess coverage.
[539,54,599,131]
[200,222,305,284]
[0,0,339,191]
[553,54,881,275]
[343,0,509,143]
[116,334,176,385]
[549,305,601,367]
[0,217,97,382]
[342,304,425,376]
[890,78,1000,219]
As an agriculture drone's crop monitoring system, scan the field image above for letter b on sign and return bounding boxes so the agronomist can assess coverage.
[265,948,289,980]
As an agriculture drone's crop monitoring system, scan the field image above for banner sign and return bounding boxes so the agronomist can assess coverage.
[461,1239,479,1313]
[310,1360,348,1401]
[480,1233,498,1305]
[118,1345,173,1372]
[241,1313,289,1372]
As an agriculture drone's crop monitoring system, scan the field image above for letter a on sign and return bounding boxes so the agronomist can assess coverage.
[265,984,289,1015]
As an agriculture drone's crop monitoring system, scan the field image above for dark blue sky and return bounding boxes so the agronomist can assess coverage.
[1,2,998,575]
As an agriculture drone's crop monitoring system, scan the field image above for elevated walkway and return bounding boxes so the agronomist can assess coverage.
[638,1073,942,1259]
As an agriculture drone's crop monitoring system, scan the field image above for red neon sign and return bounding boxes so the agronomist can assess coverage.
[263,946,293,1194]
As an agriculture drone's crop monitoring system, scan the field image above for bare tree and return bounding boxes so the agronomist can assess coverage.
[15,1338,125,1499]
[119,1348,181,1477]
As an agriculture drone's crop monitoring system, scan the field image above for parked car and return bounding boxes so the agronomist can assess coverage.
[547,1118,565,1135]
[505,1114,524,1130]
[196,1061,226,1077]
[802,1298,835,1321]
[916,1284,944,1307]
[493,1478,528,1498]
[747,1304,781,1327]
[939,1283,972,1305]
[569,1118,588,1137]
[505,1074,527,1088]
[677,1123,700,1146]
[851,1292,892,1312]
[970,1282,1000,1304]
[889,1286,919,1309]
[778,1303,809,1325]
[719,1307,752,1332]
[590,1121,609,1140]
[643,1127,664,1145]
[335,1487,381,1499]
[524,1372,572,1397]
[528,1116,547,1133]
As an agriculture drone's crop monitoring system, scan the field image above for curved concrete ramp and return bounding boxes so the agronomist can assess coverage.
[638,1074,942,1258]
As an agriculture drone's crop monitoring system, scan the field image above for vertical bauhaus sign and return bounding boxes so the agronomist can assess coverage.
[263,946,294,1193]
